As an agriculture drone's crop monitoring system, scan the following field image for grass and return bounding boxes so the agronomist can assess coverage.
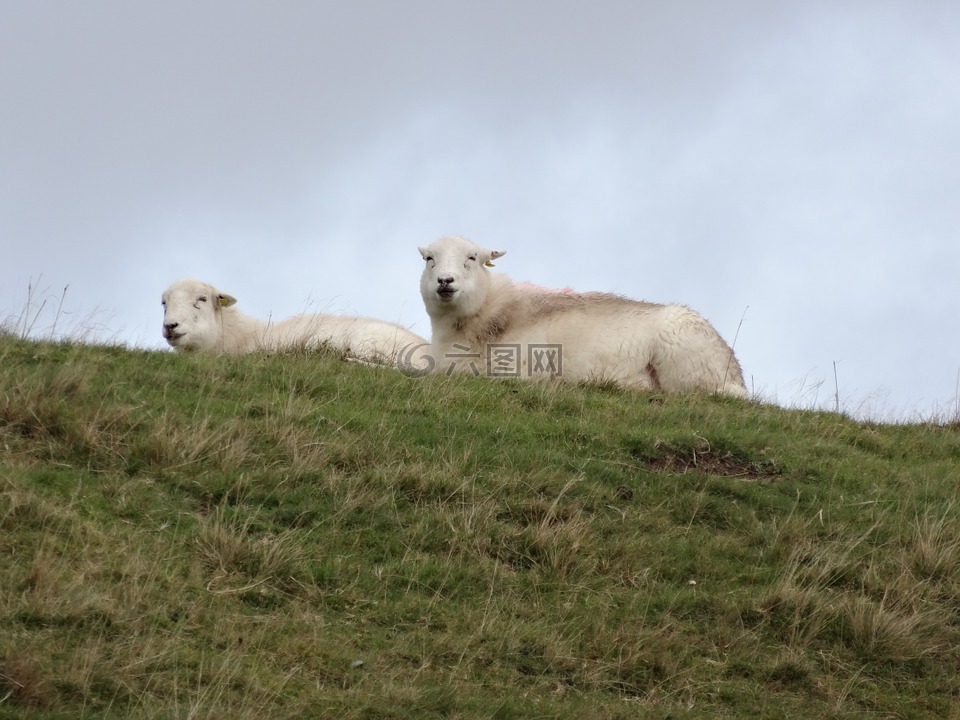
[1,331,959,718]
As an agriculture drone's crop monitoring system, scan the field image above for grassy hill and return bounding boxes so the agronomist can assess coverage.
[1,333,959,719]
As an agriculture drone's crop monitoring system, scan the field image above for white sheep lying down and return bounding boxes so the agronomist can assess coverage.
[418,236,748,397]
[161,279,428,365]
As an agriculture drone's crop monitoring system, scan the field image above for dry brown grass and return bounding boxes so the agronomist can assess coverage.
[3,336,960,718]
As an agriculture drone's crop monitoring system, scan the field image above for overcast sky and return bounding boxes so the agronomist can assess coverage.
[2,1,958,421]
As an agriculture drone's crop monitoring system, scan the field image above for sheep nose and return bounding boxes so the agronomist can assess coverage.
[437,276,454,287]
[164,322,179,331]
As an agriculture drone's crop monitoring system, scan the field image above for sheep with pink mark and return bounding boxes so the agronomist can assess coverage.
[417,235,747,396]
[161,279,427,365]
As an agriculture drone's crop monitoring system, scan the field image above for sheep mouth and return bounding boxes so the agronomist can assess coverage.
[436,287,458,301]
[163,330,186,344]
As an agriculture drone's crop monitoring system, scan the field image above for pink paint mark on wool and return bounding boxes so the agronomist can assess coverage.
[514,281,576,295]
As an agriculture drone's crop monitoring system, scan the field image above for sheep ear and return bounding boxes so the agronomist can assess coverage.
[485,249,506,267]
[217,293,237,308]
[418,246,430,260]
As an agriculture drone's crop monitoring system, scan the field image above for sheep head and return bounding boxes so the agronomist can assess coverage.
[161,279,236,352]
[418,236,506,319]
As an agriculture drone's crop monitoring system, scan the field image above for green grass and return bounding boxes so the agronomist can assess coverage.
[1,333,959,718]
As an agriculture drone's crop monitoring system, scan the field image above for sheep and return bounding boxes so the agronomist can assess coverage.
[417,235,748,396]
[161,279,429,366]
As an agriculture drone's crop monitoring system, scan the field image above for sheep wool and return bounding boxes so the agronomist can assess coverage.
[161,279,428,366]
[417,236,747,397]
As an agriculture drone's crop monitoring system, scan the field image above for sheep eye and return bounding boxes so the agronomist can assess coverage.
[425,255,434,263]
[198,296,208,303]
